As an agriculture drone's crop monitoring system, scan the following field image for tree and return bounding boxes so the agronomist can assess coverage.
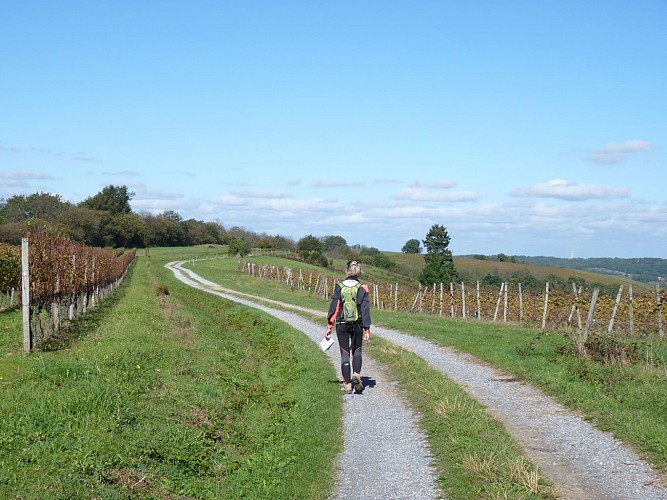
[297,235,322,255]
[1,192,68,222]
[228,235,251,257]
[321,235,349,255]
[418,224,457,286]
[79,185,134,215]
[53,206,103,245]
[402,238,422,254]
[104,213,145,248]
[142,212,186,247]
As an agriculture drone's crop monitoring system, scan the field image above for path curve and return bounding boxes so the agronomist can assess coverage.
[165,262,442,499]
[166,262,667,500]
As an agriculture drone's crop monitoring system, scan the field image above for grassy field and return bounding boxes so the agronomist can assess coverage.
[1,245,665,498]
[389,252,651,291]
[0,249,341,498]
[186,250,667,476]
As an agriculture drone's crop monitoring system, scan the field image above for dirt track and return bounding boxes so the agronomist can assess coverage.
[167,261,667,499]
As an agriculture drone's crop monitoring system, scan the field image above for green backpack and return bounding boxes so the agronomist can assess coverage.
[340,281,362,323]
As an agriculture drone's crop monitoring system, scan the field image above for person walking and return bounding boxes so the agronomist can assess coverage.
[325,260,371,393]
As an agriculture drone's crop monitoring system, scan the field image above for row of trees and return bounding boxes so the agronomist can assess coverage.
[1,186,460,288]
[0,186,297,252]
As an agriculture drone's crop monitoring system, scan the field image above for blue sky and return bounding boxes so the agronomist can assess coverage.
[2,1,666,258]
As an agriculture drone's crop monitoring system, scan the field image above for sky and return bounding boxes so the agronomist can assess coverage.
[1,1,666,258]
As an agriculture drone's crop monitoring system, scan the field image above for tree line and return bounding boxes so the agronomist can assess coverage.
[0,186,297,252]
[1,186,460,288]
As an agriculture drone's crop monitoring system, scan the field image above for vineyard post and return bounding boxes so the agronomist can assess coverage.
[92,256,97,308]
[518,283,524,322]
[449,282,454,317]
[440,282,444,317]
[628,286,634,336]
[461,282,466,319]
[582,288,600,342]
[568,283,582,331]
[69,255,76,320]
[411,285,421,312]
[607,285,623,334]
[493,283,503,322]
[656,279,664,338]
[503,282,508,322]
[431,283,436,313]
[21,238,31,353]
[395,282,398,311]
[541,282,550,330]
[476,281,481,320]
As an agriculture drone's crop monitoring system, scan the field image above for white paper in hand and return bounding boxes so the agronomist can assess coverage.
[320,337,334,352]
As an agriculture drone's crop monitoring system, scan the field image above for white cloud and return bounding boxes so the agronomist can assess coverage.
[588,139,654,164]
[374,178,401,185]
[103,170,140,176]
[512,179,630,201]
[396,187,479,202]
[409,179,457,189]
[235,189,291,199]
[215,194,249,206]
[311,180,359,188]
[258,197,331,212]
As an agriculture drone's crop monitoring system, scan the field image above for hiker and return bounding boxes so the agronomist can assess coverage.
[325,260,371,393]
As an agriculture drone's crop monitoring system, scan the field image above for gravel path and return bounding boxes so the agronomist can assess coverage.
[166,262,667,500]
[166,262,442,499]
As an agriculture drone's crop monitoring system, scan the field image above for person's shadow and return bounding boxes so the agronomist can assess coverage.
[332,376,376,394]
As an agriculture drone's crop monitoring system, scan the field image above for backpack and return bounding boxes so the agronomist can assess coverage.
[340,280,362,323]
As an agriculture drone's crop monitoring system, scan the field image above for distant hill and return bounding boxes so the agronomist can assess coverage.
[388,252,650,295]
[509,256,667,284]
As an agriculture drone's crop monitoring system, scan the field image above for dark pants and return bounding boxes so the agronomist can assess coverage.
[336,321,363,384]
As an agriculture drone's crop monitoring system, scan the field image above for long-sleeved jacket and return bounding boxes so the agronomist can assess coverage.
[327,277,372,329]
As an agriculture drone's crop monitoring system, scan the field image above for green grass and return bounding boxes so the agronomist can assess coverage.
[369,337,555,499]
[0,251,342,498]
[373,312,667,470]
[182,251,667,474]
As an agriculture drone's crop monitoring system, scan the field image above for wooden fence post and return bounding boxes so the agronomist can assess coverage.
[657,280,664,338]
[21,238,31,353]
[476,281,481,319]
[439,282,444,316]
[541,282,550,330]
[493,283,503,322]
[607,285,623,334]
[411,285,421,312]
[628,285,635,336]
[461,282,466,319]
[582,288,600,342]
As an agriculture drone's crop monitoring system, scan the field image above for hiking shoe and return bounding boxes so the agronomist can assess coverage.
[352,373,363,393]
[341,382,353,394]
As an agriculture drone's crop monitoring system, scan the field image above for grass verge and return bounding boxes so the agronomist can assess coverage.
[369,337,556,499]
[180,250,667,474]
[0,253,341,499]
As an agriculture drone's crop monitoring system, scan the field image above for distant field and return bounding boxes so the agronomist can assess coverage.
[388,252,651,292]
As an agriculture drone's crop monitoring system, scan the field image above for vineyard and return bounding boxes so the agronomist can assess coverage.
[0,228,136,350]
[237,260,666,339]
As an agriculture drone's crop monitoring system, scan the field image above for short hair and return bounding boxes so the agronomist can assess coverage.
[346,260,361,277]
